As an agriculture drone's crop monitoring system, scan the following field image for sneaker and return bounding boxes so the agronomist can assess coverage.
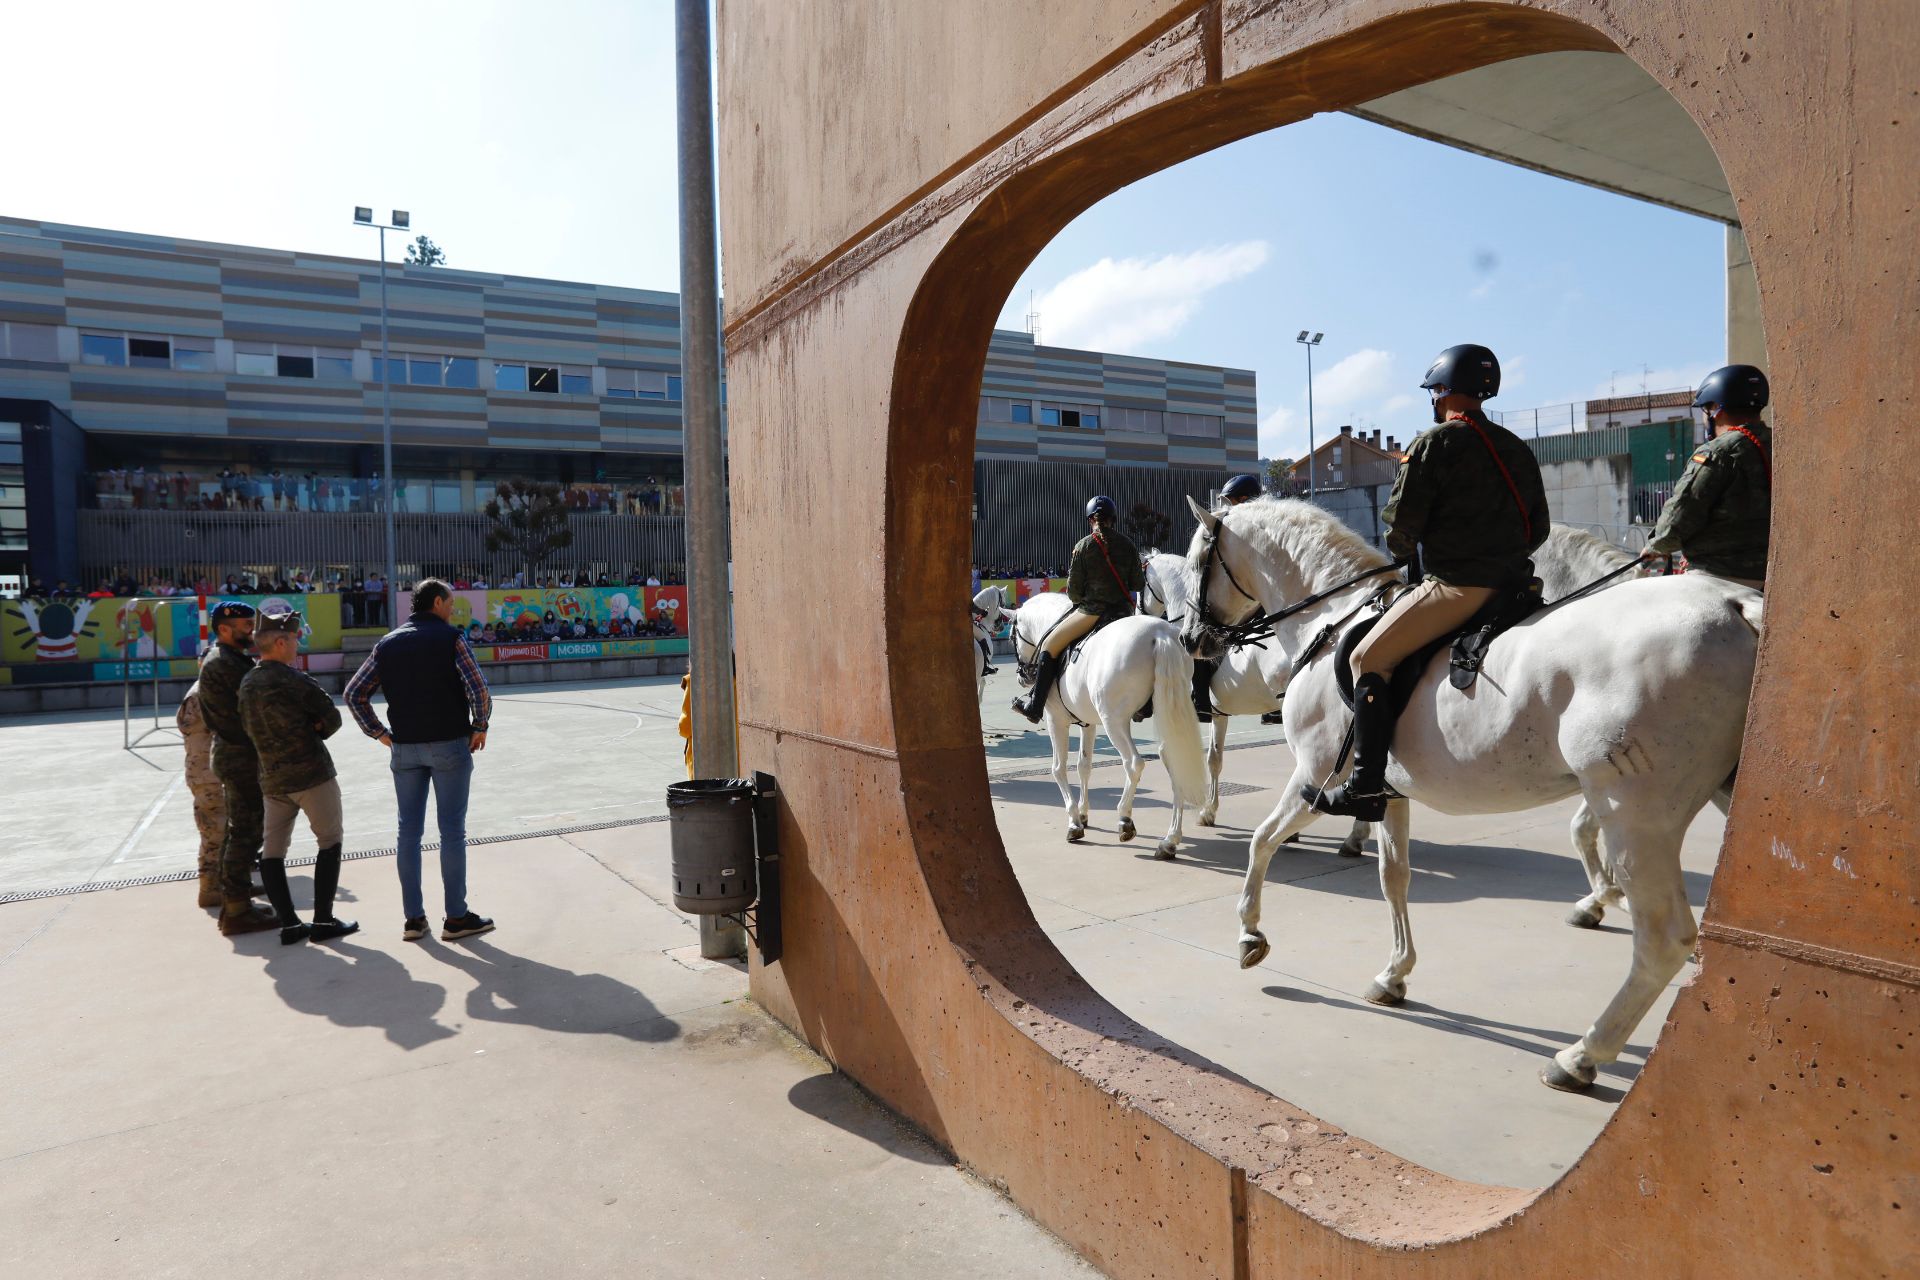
[402,916,430,941]
[441,913,495,941]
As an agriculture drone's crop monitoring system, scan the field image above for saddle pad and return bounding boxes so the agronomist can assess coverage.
[1331,578,1543,711]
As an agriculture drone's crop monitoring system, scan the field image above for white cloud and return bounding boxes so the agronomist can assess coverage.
[1031,242,1270,353]
[1468,279,1494,300]
[1381,393,1416,415]
[1258,405,1302,459]
[1587,364,1717,400]
[1312,348,1397,410]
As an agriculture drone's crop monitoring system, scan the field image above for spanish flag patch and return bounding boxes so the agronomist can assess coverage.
[1690,452,1708,463]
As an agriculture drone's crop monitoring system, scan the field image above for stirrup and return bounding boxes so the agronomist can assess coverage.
[1301,781,1390,822]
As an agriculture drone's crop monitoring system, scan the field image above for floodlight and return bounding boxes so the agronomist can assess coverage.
[1296,330,1309,342]
[1312,332,1324,343]
[353,207,373,224]
[392,210,410,228]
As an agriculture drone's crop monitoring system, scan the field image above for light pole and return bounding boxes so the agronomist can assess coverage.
[352,206,408,625]
[1296,331,1323,498]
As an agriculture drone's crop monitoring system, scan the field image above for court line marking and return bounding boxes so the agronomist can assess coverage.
[103,772,184,873]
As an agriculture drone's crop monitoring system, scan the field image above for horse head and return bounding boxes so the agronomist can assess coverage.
[1182,495,1263,659]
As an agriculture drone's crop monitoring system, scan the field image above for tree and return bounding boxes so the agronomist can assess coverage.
[1264,456,1307,498]
[404,235,447,267]
[483,480,573,583]
[1124,502,1171,551]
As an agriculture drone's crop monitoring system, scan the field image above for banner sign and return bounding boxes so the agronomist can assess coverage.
[1,592,339,665]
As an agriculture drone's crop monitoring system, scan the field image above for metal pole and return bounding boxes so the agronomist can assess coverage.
[1305,341,1317,499]
[378,226,397,629]
[676,0,746,960]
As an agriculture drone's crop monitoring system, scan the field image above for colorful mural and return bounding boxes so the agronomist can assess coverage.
[0,594,339,665]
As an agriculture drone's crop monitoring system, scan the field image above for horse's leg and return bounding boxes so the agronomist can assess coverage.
[1363,799,1416,1005]
[1566,801,1625,929]
[1199,715,1228,826]
[1103,713,1144,844]
[1074,723,1095,829]
[1047,712,1082,842]
[1545,806,1697,1092]
[1337,819,1370,858]
[1237,776,1319,969]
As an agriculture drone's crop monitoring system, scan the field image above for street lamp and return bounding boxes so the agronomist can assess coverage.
[1297,331,1323,498]
[351,207,409,625]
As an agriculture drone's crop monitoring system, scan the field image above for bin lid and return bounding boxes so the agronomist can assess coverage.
[667,778,755,804]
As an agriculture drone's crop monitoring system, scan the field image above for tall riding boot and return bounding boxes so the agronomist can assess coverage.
[308,845,360,943]
[258,860,310,946]
[1011,652,1061,723]
[1302,673,1396,822]
[1190,658,1217,723]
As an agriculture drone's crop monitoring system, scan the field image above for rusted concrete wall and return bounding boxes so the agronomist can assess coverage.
[718,2,1917,1274]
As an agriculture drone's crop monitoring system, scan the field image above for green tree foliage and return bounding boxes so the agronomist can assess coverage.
[483,480,573,582]
[404,235,447,267]
[1125,502,1172,551]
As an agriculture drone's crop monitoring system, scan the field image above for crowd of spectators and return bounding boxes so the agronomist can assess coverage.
[88,467,686,517]
[975,564,1064,580]
[463,606,680,646]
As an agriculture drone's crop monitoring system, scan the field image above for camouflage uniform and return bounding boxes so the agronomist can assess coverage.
[1066,526,1145,621]
[1647,421,1771,587]
[176,676,228,908]
[196,640,263,902]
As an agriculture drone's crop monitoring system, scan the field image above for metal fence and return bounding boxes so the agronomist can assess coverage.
[972,459,1233,567]
[77,509,688,586]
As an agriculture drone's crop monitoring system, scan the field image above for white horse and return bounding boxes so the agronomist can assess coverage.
[972,586,1010,706]
[1144,551,1372,856]
[1010,592,1209,856]
[1182,496,1762,1091]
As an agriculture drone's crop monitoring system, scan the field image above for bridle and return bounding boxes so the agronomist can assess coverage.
[1189,520,1408,653]
[1141,563,1179,625]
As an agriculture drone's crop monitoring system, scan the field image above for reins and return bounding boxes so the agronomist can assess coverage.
[1219,560,1409,651]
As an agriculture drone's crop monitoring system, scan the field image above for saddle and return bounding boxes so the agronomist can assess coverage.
[1333,576,1543,714]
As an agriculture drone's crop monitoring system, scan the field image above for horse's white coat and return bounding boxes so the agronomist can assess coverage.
[1181,496,1760,1089]
[1010,593,1209,855]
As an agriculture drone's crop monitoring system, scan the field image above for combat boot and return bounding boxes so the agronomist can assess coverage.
[217,898,280,936]
[196,871,222,909]
[1301,673,1397,822]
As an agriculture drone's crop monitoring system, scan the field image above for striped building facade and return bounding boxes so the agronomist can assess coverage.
[0,218,1257,584]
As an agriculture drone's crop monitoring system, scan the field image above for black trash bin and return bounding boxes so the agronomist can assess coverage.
[667,778,758,914]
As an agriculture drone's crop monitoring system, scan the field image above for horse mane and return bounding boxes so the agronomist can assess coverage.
[1195,496,1389,590]
[1537,524,1641,600]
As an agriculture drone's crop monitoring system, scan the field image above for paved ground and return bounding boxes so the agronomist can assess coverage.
[0,675,694,895]
[0,829,1095,1279]
[978,670,1724,1190]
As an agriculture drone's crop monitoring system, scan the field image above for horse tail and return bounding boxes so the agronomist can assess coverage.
[1151,631,1209,809]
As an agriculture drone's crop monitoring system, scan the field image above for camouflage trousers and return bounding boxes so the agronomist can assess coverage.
[215,762,265,901]
[183,731,227,880]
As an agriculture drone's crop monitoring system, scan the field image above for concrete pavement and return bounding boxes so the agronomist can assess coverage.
[0,828,1094,1279]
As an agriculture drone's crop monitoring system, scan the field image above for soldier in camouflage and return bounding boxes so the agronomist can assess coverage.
[198,601,280,936]
[176,664,229,910]
[1305,344,1550,822]
[1647,364,1772,590]
[239,609,358,945]
[1011,495,1143,723]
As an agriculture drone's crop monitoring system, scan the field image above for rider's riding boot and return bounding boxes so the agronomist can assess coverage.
[1190,659,1216,723]
[1011,652,1061,724]
[1302,673,1395,822]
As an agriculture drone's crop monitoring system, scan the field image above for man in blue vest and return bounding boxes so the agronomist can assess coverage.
[345,578,496,942]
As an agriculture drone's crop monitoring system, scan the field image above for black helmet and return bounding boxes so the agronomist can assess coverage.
[1085,495,1117,523]
[1222,474,1261,502]
[1692,364,1769,414]
[1420,344,1501,400]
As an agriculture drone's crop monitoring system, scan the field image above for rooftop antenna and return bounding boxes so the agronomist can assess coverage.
[1025,290,1041,345]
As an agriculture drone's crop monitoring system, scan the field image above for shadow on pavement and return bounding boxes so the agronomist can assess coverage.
[785,1072,952,1166]
[425,937,681,1042]
[261,939,456,1050]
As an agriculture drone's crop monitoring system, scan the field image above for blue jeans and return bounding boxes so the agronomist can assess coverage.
[391,738,473,920]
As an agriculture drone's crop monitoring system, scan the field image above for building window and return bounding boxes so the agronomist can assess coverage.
[408,357,443,386]
[0,321,58,362]
[1165,411,1224,439]
[1011,401,1031,424]
[277,353,315,378]
[668,375,683,401]
[560,365,592,395]
[1039,400,1101,429]
[235,342,276,376]
[127,336,172,369]
[528,365,560,394]
[81,333,128,366]
[443,356,478,388]
[493,361,528,391]
[1331,445,1343,463]
[173,342,215,372]
[313,348,354,381]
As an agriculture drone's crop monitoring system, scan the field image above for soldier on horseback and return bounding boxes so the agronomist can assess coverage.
[1305,343,1550,820]
[1012,495,1143,723]
[1646,364,1771,590]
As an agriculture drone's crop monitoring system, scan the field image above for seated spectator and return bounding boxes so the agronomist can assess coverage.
[645,572,661,587]
[471,573,489,589]
[466,622,483,642]
[541,610,561,640]
[571,619,587,639]
[595,573,611,587]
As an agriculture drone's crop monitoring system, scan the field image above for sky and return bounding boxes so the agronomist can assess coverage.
[4,2,1727,464]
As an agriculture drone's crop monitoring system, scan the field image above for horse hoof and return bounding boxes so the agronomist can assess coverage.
[1238,936,1269,969]
[1117,819,1136,842]
[1363,980,1405,1006]
[1197,814,1216,828]
[1153,842,1177,861]
[1565,905,1604,929]
[1540,1059,1597,1093]
[1338,841,1366,858]
[1066,825,1086,843]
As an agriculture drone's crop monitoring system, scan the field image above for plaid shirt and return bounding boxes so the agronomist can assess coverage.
[345,631,491,738]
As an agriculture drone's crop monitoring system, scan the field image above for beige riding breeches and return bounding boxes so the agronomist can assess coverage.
[1041,608,1103,658]
[262,778,345,859]
[1350,579,1498,681]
